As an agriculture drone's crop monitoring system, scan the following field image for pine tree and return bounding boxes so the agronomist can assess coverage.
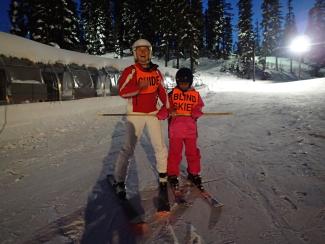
[121,0,139,52]
[283,0,297,73]
[260,0,282,71]
[159,0,175,66]
[191,0,204,52]
[111,0,125,57]
[222,1,233,59]
[237,0,254,77]
[254,20,261,56]
[26,0,81,50]
[188,0,202,71]
[60,0,81,51]
[81,0,106,55]
[9,0,29,37]
[206,0,232,59]
[28,0,50,44]
[103,0,115,53]
[206,0,224,57]
[137,0,155,41]
[150,0,166,57]
[171,0,188,67]
[305,0,325,69]
[283,0,297,47]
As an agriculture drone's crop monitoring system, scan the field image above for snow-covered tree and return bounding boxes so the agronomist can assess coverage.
[283,0,297,47]
[120,0,140,51]
[9,0,29,37]
[182,0,203,71]
[260,0,282,70]
[80,0,106,54]
[136,0,156,41]
[27,0,49,43]
[282,0,297,73]
[254,20,261,56]
[157,0,177,66]
[222,1,233,59]
[237,0,254,77]
[305,0,325,69]
[150,0,165,56]
[102,0,114,53]
[206,0,224,57]
[191,0,204,51]
[206,0,232,59]
[59,0,81,51]
[111,0,124,57]
[26,0,81,50]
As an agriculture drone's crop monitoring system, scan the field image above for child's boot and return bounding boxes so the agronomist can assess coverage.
[188,173,204,191]
[168,175,179,190]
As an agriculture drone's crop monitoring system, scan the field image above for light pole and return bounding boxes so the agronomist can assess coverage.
[252,42,256,82]
[289,35,311,79]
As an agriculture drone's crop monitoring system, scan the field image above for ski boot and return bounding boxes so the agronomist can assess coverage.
[157,173,170,214]
[113,181,127,200]
[168,175,179,190]
[187,173,204,191]
[158,172,168,190]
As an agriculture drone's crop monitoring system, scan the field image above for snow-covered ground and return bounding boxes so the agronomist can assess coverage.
[0,36,325,243]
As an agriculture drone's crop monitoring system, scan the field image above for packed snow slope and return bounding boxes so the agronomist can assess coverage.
[0,60,325,243]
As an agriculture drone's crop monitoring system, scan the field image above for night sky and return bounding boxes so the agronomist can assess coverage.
[0,0,315,35]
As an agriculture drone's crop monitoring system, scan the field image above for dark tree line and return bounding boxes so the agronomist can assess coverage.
[8,0,325,75]
[8,0,230,71]
[305,0,325,74]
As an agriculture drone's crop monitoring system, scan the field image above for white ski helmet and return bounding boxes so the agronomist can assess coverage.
[132,39,152,61]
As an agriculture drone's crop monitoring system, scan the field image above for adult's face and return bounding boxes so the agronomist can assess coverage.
[135,46,150,66]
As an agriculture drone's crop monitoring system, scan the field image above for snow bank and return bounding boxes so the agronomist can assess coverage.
[0,32,132,70]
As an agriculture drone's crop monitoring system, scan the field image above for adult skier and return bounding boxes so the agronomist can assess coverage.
[110,39,169,200]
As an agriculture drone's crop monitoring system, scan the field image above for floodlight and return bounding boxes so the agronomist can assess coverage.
[289,35,311,54]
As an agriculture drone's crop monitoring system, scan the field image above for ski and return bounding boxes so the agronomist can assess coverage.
[180,174,224,208]
[197,189,224,208]
[169,184,192,207]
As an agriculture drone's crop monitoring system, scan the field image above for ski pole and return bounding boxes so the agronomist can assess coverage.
[97,112,233,116]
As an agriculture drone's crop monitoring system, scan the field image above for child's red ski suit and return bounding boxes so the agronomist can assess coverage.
[167,87,204,176]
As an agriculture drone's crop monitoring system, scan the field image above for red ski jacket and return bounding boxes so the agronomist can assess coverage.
[118,62,169,113]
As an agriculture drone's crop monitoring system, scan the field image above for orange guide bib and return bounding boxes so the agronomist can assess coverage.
[135,66,161,94]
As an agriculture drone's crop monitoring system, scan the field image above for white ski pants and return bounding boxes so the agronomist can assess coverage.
[114,111,168,183]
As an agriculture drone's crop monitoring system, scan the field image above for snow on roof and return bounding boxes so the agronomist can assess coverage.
[0,31,132,70]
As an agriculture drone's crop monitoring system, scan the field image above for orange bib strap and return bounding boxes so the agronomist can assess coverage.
[171,88,199,115]
[135,66,161,94]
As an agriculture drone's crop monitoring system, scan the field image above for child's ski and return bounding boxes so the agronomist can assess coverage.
[179,174,224,208]
[169,184,192,207]
[196,189,224,208]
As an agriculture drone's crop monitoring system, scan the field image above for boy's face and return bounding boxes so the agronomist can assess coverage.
[178,81,190,91]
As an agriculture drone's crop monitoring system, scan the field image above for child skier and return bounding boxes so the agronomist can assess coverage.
[157,67,205,191]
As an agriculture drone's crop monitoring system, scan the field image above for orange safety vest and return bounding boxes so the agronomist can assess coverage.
[134,65,161,94]
[171,88,199,115]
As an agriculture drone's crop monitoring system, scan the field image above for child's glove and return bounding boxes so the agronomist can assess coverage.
[192,107,203,119]
[169,107,177,118]
[156,106,169,120]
